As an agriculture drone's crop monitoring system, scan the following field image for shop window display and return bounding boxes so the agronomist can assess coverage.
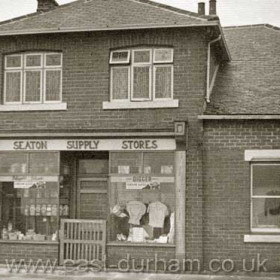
[0,152,60,242]
[109,152,175,244]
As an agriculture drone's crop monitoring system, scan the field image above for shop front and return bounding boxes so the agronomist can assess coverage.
[0,136,185,268]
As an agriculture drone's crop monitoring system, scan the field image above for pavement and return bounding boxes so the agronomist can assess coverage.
[0,270,280,280]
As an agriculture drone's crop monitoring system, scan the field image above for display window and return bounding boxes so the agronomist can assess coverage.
[109,152,175,244]
[0,152,60,242]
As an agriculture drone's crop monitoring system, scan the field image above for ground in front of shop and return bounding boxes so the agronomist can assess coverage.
[0,270,280,280]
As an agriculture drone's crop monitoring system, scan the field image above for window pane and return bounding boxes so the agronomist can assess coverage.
[133,66,150,99]
[154,49,173,62]
[252,198,280,229]
[46,54,62,66]
[143,152,174,174]
[25,71,41,102]
[0,181,59,241]
[5,72,21,102]
[111,67,129,100]
[29,153,59,175]
[45,70,61,101]
[155,66,172,99]
[110,152,142,174]
[0,153,28,174]
[133,50,150,63]
[110,51,129,64]
[252,165,280,196]
[6,56,21,68]
[26,55,41,67]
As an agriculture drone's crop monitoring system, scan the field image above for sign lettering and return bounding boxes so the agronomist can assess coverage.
[0,139,176,151]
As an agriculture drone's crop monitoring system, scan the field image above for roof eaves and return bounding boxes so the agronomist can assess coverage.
[0,22,219,37]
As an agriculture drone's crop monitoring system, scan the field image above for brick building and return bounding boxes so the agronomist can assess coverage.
[0,0,279,274]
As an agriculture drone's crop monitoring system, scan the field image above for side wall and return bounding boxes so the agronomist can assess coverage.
[203,120,280,273]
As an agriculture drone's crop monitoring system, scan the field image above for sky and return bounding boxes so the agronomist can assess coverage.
[0,0,280,27]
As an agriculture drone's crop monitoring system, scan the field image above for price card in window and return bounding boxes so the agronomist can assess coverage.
[14,181,35,189]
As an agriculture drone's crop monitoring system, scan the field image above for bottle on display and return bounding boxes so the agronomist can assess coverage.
[2,227,8,240]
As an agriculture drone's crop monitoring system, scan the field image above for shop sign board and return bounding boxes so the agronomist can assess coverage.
[0,139,176,151]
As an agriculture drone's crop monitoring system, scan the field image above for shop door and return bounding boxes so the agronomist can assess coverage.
[77,178,108,220]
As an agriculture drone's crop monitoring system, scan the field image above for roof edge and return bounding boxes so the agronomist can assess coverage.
[198,115,280,120]
[0,21,220,37]
[223,23,280,31]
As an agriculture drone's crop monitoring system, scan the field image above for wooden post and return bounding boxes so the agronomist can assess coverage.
[175,150,186,261]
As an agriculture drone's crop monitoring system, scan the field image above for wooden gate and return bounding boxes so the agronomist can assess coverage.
[59,219,106,264]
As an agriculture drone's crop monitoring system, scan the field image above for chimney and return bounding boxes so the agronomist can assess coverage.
[209,0,217,15]
[37,0,59,12]
[198,2,205,16]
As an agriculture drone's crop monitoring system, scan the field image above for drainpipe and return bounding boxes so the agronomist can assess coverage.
[206,35,221,103]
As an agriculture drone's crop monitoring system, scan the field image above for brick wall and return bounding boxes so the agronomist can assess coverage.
[0,242,58,264]
[107,245,175,272]
[0,27,209,267]
[202,120,280,272]
[0,28,207,131]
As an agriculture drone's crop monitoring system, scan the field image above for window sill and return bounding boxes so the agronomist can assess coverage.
[244,235,280,243]
[0,103,67,111]
[107,241,175,247]
[0,240,59,245]
[102,100,179,110]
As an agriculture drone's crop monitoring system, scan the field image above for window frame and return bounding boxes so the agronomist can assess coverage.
[4,52,63,105]
[153,64,174,101]
[250,162,280,233]
[110,47,174,103]
[110,50,130,64]
[110,66,130,102]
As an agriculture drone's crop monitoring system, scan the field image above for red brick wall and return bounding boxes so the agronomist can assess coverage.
[203,120,280,272]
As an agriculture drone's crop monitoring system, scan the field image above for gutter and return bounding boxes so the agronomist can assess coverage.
[0,22,219,37]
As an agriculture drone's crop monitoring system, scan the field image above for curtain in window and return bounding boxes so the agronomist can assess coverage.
[133,66,150,100]
[5,72,21,102]
[112,68,129,100]
[155,66,172,99]
[45,70,61,101]
[25,71,41,102]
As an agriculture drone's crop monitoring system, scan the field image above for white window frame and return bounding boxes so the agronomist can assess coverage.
[109,48,174,104]
[153,64,174,101]
[110,50,130,64]
[24,53,43,69]
[23,69,43,104]
[4,70,23,105]
[4,52,63,105]
[250,162,280,233]
[131,65,152,101]
[5,54,23,70]
[110,66,130,102]
[153,48,173,63]
[43,69,63,104]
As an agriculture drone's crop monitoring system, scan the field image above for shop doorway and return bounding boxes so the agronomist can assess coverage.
[77,158,109,220]
[77,178,108,220]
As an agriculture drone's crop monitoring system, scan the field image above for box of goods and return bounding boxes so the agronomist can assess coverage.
[8,233,18,240]
[33,234,45,241]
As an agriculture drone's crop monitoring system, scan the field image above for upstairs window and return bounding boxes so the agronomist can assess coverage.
[110,48,174,103]
[4,52,62,105]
